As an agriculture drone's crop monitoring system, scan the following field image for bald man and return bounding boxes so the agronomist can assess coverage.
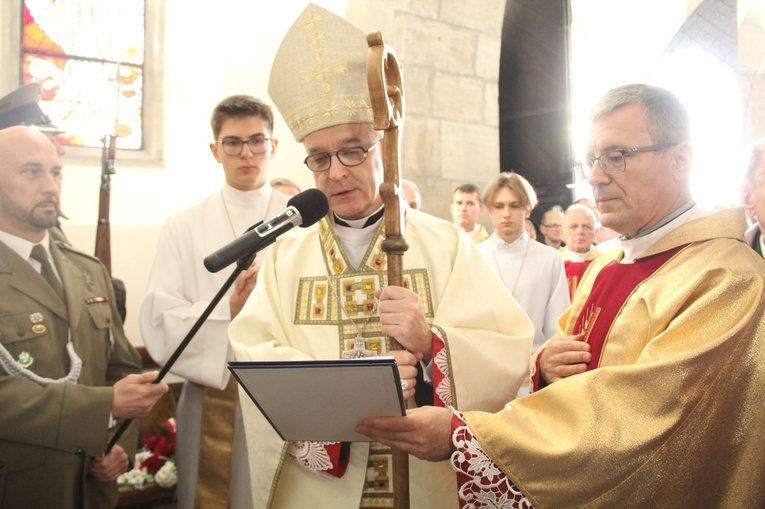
[0,126,167,509]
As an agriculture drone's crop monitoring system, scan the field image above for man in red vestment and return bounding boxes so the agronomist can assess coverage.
[357,83,765,508]
[558,203,602,300]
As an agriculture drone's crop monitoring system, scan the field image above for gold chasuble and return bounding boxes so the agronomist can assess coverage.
[465,208,765,508]
[230,208,533,509]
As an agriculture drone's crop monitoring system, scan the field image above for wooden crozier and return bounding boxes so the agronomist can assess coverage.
[366,31,410,509]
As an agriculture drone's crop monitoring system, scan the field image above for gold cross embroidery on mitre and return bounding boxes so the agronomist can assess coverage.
[299,14,349,97]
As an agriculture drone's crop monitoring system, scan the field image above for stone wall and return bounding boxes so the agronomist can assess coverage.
[347,0,505,222]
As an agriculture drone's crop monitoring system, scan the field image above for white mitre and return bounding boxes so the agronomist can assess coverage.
[268,3,374,142]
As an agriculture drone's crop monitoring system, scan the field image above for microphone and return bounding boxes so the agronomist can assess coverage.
[204,188,329,273]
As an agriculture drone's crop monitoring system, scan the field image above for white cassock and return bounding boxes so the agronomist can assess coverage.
[140,183,290,509]
[477,231,570,353]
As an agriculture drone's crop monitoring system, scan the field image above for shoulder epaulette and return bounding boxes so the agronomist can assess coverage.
[54,240,103,263]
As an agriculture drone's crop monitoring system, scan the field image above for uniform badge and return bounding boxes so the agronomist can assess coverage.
[83,271,93,291]
[30,313,46,334]
[17,351,33,368]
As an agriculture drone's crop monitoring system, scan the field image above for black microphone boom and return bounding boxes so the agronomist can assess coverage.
[204,188,329,273]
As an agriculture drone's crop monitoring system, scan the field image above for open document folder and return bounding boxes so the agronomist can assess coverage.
[228,356,406,442]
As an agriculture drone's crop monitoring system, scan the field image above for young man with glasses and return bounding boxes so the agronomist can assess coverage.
[139,95,290,509]
[357,83,765,508]
[228,5,533,508]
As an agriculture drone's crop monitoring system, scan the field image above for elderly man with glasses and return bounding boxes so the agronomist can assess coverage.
[358,83,765,508]
[228,5,533,509]
[139,95,291,509]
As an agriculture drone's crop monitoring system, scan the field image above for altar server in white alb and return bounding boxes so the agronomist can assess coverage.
[229,4,534,509]
[140,95,290,509]
[477,171,570,356]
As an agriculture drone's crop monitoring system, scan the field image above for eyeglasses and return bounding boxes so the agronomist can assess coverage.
[303,140,380,173]
[541,223,562,228]
[216,136,271,156]
[574,142,679,179]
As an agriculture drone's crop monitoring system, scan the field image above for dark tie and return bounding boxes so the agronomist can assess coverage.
[30,244,66,302]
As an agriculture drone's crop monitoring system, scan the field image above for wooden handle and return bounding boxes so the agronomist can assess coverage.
[366,30,410,509]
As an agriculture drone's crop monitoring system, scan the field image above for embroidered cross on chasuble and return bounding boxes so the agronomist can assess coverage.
[293,218,434,507]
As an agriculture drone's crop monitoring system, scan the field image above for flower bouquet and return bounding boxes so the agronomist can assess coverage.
[118,417,177,489]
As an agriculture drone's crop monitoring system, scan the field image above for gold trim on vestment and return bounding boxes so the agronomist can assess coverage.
[194,377,239,509]
[295,218,434,356]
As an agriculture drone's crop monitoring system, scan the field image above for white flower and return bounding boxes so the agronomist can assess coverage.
[118,466,152,489]
[134,450,152,465]
[154,459,177,488]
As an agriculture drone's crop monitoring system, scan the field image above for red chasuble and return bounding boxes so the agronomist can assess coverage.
[563,259,593,300]
[532,245,685,391]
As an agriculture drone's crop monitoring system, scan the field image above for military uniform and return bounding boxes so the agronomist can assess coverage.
[0,235,141,509]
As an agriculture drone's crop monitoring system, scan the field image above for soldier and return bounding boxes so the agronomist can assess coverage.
[0,125,167,509]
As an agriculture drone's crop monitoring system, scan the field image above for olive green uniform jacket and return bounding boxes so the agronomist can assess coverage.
[0,236,141,509]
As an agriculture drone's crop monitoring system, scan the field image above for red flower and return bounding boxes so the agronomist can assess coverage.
[140,418,176,474]
[140,453,163,474]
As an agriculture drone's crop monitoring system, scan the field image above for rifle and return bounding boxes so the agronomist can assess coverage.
[95,134,116,274]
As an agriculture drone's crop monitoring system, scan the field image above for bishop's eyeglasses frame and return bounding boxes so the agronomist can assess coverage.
[303,140,381,173]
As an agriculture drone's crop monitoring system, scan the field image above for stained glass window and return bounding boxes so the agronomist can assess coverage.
[21,1,145,150]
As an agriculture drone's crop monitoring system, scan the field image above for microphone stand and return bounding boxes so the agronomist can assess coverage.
[105,247,259,454]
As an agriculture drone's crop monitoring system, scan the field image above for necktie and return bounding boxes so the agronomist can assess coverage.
[30,244,66,302]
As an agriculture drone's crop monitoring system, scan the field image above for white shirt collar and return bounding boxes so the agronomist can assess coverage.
[564,247,593,262]
[620,205,710,263]
[0,230,52,265]
[490,230,527,248]
[221,182,272,206]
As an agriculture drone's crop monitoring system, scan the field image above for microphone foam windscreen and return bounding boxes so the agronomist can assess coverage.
[288,188,329,227]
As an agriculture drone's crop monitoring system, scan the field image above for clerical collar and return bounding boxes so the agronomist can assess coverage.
[334,206,385,229]
[621,202,705,263]
[628,200,696,240]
